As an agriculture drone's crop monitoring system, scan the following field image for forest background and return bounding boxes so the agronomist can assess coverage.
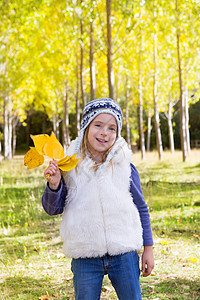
[0,0,200,162]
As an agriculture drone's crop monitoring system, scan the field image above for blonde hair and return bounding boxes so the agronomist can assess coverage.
[80,126,115,170]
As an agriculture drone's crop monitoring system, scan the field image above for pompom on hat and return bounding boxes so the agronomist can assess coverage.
[74,98,123,156]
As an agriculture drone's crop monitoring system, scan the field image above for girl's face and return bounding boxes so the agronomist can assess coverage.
[87,113,117,163]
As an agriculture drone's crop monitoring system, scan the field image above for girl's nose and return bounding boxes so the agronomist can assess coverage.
[100,127,107,136]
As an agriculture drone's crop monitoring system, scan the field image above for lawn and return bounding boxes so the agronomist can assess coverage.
[0,150,199,299]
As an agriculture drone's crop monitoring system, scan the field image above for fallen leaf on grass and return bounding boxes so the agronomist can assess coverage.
[39,296,51,300]
[102,285,113,292]
[56,252,65,259]
[160,240,168,245]
[188,257,198,263]
[142,271,157,277]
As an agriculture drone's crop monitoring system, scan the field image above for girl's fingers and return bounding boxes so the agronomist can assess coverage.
[44,160,60,183]
[45,161,58,174]
[49,163,57,170]
[44,168,55,179]
[45,169,56,178]
[142,265,154,277]
[49,160,58,169]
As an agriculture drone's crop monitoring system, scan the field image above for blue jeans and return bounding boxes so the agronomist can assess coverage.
[71,251,142,300]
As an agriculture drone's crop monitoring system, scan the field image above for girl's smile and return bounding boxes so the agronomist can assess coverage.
[87,113,117,163]
[96,138,108,144]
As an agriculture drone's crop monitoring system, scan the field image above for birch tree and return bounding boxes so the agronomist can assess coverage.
[152,8,163,160]
[175,0,187,161]
[106,0,115,99]
[146,109,152,152]
[90,19,96,100]
[63,80,71,152]
[138,5,146,159]
[80,0,86,108]
[125,76,131,148]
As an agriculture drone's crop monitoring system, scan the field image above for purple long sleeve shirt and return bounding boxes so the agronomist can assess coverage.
[42,163,153,246]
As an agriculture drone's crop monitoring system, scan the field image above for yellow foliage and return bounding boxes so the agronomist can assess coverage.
[30,134,49,155]
[160,240,168,245]
[58,153,80,171]
[30,132,64,159]
[24,147,44,169]
[43,132,64,159]
[24,132,80,172]
[39,296,51,300]
[189,257,198,263]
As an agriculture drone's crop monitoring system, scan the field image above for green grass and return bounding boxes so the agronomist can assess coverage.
[0,151,200,299]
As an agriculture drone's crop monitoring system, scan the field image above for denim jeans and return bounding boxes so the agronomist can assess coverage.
[71,251,142,300]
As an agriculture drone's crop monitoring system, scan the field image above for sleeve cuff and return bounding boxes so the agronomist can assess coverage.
[47,180,62,192]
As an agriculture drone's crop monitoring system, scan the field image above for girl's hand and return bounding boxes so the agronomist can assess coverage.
[142,245,154,277]
[44,160,61,190]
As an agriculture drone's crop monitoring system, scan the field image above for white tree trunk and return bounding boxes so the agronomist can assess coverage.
[90,20,96,100]
[139,35,145,160]
[8,96,12,158]
[168,101,175,154]
[76,54,80,136]
[0,140,2,162]
[153,32,163,160]
[4,94,12,160]
[53,113,60,140]
[63,81,70,153]
[125,77,131,148]
[147,111,151,152]
[12,116,18,156]
[185,86,190,154]
[106,0,115,99]
[176,0,187,161]
[80,0,86,108]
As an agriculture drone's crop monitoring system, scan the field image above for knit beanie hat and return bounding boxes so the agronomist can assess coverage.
[74,98,123,156]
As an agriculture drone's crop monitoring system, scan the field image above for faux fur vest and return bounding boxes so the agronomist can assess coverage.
[60,137,143,258]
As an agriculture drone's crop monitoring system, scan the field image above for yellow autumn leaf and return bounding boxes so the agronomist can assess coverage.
[142,271,157,276]
[24,147,44,169]
[25,132,79,172]
[161,240,168,245]
[39,295,51,300]
[43,132,64,159]
[57,154,72,165]
[189,257,198,263]
[30,134,49,155]
[58,153,80,171]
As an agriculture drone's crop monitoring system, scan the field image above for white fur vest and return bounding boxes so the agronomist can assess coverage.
[60,137,143,258]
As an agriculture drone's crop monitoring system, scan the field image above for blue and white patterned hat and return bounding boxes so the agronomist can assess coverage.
[74,98,123,154]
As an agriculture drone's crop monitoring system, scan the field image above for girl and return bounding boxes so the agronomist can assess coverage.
[42,98,154,300]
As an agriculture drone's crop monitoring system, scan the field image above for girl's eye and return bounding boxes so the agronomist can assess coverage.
[109,127,116,131]
[95,124,101,127]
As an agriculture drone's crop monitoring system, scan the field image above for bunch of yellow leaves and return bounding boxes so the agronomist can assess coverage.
[24,132,80,171]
